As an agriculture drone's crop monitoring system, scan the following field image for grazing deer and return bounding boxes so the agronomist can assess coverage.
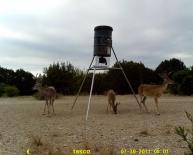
[138,73,174,115]
[33,74,56,116]
[107,89,120,114]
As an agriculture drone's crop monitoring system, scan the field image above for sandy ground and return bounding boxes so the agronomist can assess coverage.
[0,95,192,155]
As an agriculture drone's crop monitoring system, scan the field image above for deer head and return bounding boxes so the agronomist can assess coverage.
[159,72,174,84]
[112,102,120,114]
[33,74,43,91]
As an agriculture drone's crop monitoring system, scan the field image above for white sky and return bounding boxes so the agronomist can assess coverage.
[0,0,193,74]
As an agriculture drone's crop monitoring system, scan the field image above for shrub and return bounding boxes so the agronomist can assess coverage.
[4,85,19,97]
[0,83,6,96]
[171,69,193,95]
[175,111,193,155]
[180,76,193,95]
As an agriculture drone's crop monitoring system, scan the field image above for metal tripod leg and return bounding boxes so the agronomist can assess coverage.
[111,47,141,110]
[84,68,96,142]
[86,68,96,121]
[71,56,95,110]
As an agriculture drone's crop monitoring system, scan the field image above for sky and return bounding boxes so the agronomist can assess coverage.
[0,0,193,75]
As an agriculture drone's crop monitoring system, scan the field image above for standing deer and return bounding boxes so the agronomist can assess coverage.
[107,89,120,114]
[138,73,174,115]
[33,74,56,116]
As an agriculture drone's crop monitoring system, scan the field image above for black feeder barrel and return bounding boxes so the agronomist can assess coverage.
[94,25,113,57]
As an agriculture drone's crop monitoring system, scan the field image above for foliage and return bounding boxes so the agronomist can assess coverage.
[0,83,19,97]
[0,67,15,85]
[107,60,142,94]
[172,69,190,83]
[3,85,19,97]
[170,68,193,95]
[14,69,35,95]
[1,58,193,96]
[156,58,186,74]
[105,60,161,94]
[0,83,6,96]
[43,62,83,95]
[175,112,193,155]
[0,67,35,96]
[180,76,193,95]
[42,60,176,95]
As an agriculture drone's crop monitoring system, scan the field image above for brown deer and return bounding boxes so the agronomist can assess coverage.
[138,73,174,115]
[107,89,120,114]
[33,74,56,116]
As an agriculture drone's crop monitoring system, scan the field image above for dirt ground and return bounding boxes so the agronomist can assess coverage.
[0,95,192,155]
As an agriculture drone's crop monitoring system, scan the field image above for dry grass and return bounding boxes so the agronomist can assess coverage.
[32,135,43,147]
[29,135,67,155]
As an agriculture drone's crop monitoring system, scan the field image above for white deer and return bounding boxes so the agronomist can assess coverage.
[33,74,56,116]
[138,73,174,115]
[107,89,120,114]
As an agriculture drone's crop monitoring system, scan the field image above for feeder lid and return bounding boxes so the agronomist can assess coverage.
[94,25,113,31]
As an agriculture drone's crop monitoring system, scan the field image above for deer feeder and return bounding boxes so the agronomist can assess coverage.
[94,25,113,67]
[72,25,140,122]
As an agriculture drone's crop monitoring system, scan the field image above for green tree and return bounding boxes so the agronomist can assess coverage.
[14,69,35,95]
[0,67,15,85]
[0,83,6,96]
[155,58,186,74]
[43,62,83,95]
[180,75,193,95]
[170,68,193,95]
[105,60,160,94]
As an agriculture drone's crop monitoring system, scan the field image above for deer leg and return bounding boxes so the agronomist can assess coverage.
[154,97,160,115]
[106,103,110,114]
[107,99,111,113]
[42,100,48,115]
[113,103,118,114]
[47,99,51,117]
[142,96,149,113]
[110,103,114,113]
[114,102,120,114]
[139,95,143,112]
[52,99,55,115]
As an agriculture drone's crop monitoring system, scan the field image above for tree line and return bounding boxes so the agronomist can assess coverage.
[0,58,193,96]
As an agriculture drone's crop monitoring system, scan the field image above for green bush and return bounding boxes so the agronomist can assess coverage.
[180,76,193,95]
[170,69,193,95]
[175,111,193,155]
[4,85,19,97]
[0,83,6,96]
